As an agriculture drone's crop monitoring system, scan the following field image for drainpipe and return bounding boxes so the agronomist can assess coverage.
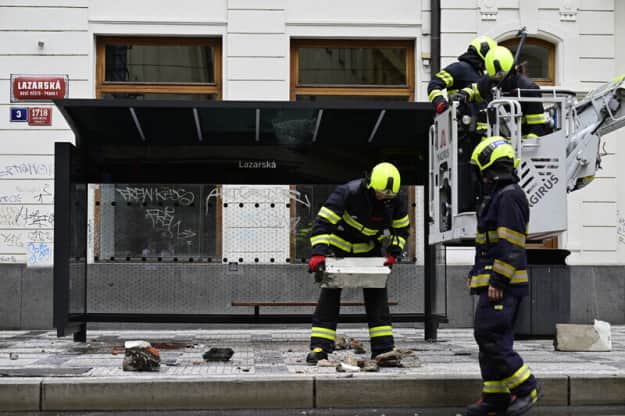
[424,0,441,341]
[430,0,441,75]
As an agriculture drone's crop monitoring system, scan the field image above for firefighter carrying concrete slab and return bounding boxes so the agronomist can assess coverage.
[306,162,410,365]
[464,137,541,416]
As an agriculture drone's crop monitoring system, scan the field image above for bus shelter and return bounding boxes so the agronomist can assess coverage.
[53,99,446,342]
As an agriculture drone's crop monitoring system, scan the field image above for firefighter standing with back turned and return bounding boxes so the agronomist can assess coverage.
[465,137,541,416]
[306,162,409,365]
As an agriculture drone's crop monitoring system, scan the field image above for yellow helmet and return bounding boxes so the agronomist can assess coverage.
[485,46,515,80]
[469,35,498,61]
[368,162,401,197]
[471,136,519,172]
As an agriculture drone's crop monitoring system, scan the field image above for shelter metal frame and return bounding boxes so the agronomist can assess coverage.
[53,98,444,342]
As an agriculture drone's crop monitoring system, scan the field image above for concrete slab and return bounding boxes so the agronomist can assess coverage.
[41,377,314,411]
[570,375,625,405]
[0,377,41,411]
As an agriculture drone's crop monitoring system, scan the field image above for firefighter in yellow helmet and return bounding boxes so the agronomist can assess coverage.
[306,162,410,365]
[427,35,497,118]
[452,46,548,139]
[464,137,541,416]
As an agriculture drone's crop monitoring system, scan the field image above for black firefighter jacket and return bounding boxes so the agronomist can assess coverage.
[463,71,547,138]
[469,180,530,297]
[309,179,410,258]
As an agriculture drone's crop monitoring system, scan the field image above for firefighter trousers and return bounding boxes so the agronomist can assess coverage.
[310,286,394,356]
[474,291,537,405]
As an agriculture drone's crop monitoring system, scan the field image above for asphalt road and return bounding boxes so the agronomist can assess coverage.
[5,407,625,416]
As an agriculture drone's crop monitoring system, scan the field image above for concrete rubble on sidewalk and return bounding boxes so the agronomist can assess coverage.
[0,327,624,411]
[555,319,613,352]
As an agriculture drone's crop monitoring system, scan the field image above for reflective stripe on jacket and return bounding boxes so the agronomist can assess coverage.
[469,182,530,296]
[310,179,410,257]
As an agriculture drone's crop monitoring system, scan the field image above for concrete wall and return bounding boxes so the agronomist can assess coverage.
[6,263,624,330]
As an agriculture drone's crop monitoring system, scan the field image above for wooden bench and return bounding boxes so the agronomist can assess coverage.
[231,300,399,318]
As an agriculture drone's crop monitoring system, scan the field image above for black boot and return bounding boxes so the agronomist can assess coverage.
[306,347,328,365]
[506,387,541,416]
[464,398,507,416]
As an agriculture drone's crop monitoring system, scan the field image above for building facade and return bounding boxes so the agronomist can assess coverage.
[1,0,623,328]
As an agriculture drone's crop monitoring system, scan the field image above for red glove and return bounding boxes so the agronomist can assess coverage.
[308,255,326,273]
[384,255,397,267]
[435,99,449,114]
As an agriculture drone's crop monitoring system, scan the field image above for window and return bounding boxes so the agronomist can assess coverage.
[290,39,415,100]
[94,37,223,262]
[290,39,417,261]
[96,37,222,99]
[501,37,555,85]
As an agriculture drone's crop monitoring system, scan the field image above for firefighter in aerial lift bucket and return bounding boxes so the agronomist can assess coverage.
[464,137,541,416]
[452,45,548,139]
[306,162,410,365]
[427,35,497,135]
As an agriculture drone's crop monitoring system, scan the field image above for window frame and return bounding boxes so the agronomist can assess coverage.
[94,36,224,261]
[95,36,223,99]
[290,39,415,100]
[500,37,555,86]
[289,38,417,261]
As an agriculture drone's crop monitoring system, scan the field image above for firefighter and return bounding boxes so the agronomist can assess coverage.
[428,35,496,136]
[453,45,548,139]
[306,162,410,364]
[465,136,541,416]
[428,35,497,114]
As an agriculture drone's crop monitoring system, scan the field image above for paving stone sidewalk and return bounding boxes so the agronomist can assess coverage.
[1,327,625,378]
[1,326,624,411]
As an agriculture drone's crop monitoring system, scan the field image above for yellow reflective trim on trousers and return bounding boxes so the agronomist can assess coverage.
[342,212,378,236]
[392,215,410,228]
[510,270,528,284]
[497,226,526,248]
[311,326,336,341]
[310,234,330,246]
[435,70,454,87]
[483,380,510,394]
[471,274,490,288]
[369,325,393,338]
[429,89,443,101]
[477,122,489,131]
[503,364,531,389]
[328,234,375,254]
[318,206,341,224]
[493,259,516,278]
[524,114,546,125]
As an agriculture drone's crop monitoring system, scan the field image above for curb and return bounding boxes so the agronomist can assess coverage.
[0,378,41,411]
[42,377,313,411]
[0,375,622,411]
[569,375,625,405]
